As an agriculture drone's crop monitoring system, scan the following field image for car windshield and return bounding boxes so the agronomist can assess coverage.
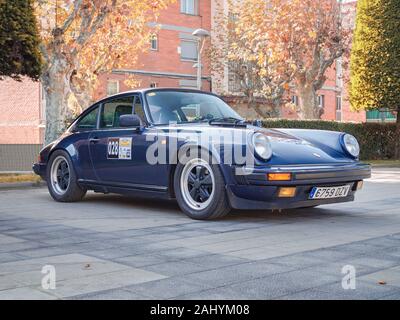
[145,90,243,125]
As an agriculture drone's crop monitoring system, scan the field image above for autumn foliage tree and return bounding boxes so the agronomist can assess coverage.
[213,0,350,119]
[350,0,400,158]
[211,0,294,118]
[35,0,172,144]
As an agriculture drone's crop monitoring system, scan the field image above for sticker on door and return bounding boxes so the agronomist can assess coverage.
[107,137,132,160]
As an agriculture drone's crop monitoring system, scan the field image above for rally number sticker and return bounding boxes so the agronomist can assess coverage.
[107,137,132,160]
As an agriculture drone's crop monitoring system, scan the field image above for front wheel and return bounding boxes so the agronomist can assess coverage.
[174,150,231,220]
[46,150,87,202]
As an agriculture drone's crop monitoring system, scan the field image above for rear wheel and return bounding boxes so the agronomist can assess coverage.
[174,149,231,220]
[46,150,87,202]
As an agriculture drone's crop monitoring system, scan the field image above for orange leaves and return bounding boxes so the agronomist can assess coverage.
[36,0,175,102]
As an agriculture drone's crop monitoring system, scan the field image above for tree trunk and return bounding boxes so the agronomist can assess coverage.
[297,83,320,120]
[395,109,400,160]
[42,58,74,145]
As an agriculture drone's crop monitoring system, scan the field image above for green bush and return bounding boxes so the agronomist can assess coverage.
[261,119,397,160]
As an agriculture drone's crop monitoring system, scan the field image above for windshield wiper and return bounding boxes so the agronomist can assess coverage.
[208,117,245,125]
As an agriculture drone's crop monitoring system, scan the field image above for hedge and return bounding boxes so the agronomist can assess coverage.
[261,119,397,160]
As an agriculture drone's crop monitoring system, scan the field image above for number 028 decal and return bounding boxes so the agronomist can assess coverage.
[107,137,132,160]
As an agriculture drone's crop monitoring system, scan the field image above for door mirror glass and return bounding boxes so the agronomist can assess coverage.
[119,114,142,128]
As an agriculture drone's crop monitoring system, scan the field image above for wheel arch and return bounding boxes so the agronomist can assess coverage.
[47,144,80,177]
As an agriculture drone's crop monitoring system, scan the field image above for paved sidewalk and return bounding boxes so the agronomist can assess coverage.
[0,168,399,299]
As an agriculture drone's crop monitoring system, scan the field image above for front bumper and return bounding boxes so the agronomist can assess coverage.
[33,163,46,180]
[227,163,371,210]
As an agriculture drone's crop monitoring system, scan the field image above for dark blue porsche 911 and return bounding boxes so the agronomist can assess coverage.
[33,88,371,220]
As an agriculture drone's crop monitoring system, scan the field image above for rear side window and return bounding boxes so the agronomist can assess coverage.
[76,106,99,130]
[100,97,134,129]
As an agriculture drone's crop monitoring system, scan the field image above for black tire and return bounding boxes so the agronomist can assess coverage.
[46,149,87,202]
[174,149,231,220]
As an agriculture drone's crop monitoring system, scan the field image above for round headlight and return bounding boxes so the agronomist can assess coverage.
[342,134,360,158]
[252,132,272,160]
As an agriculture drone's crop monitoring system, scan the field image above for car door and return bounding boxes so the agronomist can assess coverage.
[70,104,100,181]
[88,94,168,188]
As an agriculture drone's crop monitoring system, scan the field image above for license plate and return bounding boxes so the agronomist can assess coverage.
[309,185,351,199]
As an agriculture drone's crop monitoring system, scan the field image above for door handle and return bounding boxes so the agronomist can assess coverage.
[89,138,100,143]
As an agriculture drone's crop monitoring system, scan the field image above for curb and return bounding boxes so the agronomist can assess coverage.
[371,165,400,169]
[0,181,47,190]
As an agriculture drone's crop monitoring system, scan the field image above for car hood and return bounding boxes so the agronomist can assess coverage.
[152,123,352,165]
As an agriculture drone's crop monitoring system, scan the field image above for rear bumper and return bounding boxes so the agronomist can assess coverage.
[33,163,46,180]
[227,163,371,210]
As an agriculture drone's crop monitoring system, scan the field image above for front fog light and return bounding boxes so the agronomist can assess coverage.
[278,187,297,197]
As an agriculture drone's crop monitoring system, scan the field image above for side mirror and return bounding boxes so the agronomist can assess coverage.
[119,114,142,128]
[252,119,262,127]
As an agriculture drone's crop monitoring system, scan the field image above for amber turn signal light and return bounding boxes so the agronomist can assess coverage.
[267,173,292,181]
[278,187,297,198]
[356,181,363,190]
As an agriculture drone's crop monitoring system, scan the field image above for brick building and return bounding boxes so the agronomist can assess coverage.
[0,78,44,144]
[95,0,212,99]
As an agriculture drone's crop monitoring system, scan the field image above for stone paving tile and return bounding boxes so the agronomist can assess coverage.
[358,267,400,287]
[114,254,167,268]
[182,261,294,288]
[15,246,77,259]
[278,281,400,300]
[0,252,25,264]
[0,287,57,300]
[145,260,211,277]
[68,288,151,300]
[184,254,251,269]
[296,249,365,262]
[155,248,212,261]
[124,277,212,299]
[0,234,25,245]
[378,292,400,300]
[179,269,340,300]
[0,241,48,254]
[52,268,166,298]
[261,253,328,269]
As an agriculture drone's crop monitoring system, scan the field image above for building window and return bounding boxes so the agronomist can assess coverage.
[150,34,158,51]
[179,79,197,89]
[336,96,342,110]
[180,0,198,15]
[227,62,241,93]
[291,95,299,106]
[336,96,342,121]
[106,80,119,96]
[180,40,198,61]
[150,82,157,88]
[318,95,325,108]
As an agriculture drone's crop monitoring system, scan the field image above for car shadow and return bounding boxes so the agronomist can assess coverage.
[80,192,351,222]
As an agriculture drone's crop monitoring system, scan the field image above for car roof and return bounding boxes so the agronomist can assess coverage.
[75,87,219,122]
[98,87,217,104]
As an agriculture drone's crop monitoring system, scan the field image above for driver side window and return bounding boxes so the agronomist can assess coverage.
[100,96,134,129]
